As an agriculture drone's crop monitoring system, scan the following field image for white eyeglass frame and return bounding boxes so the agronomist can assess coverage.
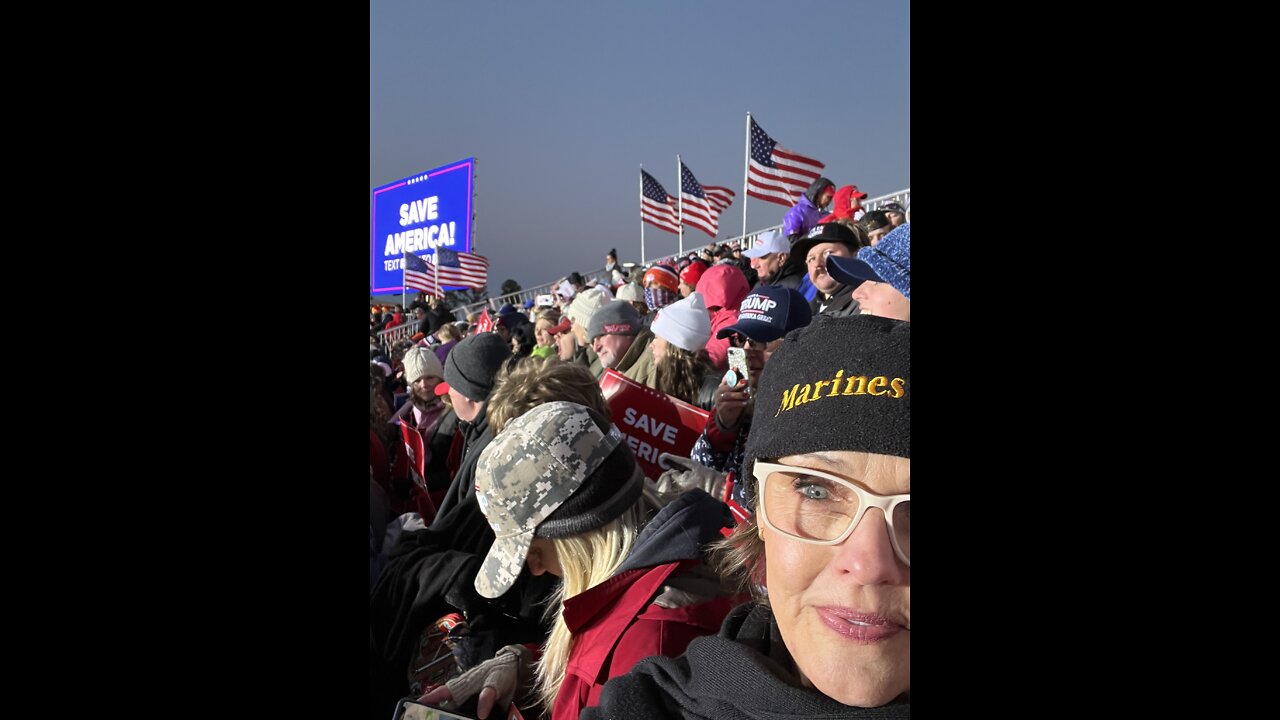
[752,460,910,566]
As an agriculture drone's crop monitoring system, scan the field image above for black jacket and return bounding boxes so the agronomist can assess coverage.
[370,408,556,719]
[762,259,807,292]
[581,603,911,719]
[810,282,860,318]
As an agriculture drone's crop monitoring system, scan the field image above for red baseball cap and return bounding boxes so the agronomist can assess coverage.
[849,185,869,199]
[546,317,573,335]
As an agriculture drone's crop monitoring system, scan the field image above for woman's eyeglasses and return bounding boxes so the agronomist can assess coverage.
[753,460,910,566]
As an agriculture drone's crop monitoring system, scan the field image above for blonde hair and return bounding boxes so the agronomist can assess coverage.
[535,502,645,710]
[486,357,611,434]
[435,322,461,342]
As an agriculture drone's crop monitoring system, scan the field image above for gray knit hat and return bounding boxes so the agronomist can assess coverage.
[437,333,512,402]
[586,301,642,342]
[473,401,642,598]
[402,346,444,385]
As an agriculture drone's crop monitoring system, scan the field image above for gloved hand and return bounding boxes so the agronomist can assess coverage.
[656,454,728,501]
[418,643,533,719]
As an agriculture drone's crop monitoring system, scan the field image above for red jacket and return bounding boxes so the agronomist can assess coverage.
[694,264,750,372]
[553,559,744,720]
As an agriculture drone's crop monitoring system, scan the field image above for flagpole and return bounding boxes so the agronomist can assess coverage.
[742,112,751,240]
[402,252,407,310]
[677,155,684,258]
[639,164,646,265]
[433,247,440,301]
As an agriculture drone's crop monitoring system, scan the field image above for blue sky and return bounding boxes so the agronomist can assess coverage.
[371,0,909,300]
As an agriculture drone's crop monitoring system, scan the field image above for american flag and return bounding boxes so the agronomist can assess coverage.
[746,117,826,207]
[434,248,489,290]
[640,170,679,234]
[403,250,440,296]
[679,162,735,238]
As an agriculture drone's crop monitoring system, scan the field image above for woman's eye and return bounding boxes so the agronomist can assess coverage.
[795,481,830,500]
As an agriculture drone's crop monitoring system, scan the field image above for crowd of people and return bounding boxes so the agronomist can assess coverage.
[370,184,910,719]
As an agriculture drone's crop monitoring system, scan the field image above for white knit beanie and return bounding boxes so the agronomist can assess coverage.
[402,346,444,384]
[566,287,608,327]
[615,282,643,303]
[650,291,712,352]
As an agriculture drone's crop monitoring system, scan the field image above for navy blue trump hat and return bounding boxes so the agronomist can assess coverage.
[714,285,813,343]
[826,223,910,299]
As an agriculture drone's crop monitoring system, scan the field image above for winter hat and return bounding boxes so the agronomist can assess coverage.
[826,223,910,299]
[680,260,708,288]
[650,291,712,352]
[743,314,910,510]
[642,264,680,293]
[498,304,518,317]
[642,264,681,311]
[714,285,813,343]
[587,301,642,342]
[566,287,608,328]
[474,401,642,598]
[434,333,512,401]
[402,346,445,385]
[615,283,644,303]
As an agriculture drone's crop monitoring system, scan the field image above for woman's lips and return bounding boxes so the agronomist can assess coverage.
[816,607,906,643]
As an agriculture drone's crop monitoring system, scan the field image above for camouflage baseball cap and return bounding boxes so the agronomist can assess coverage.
[473,401,624,599]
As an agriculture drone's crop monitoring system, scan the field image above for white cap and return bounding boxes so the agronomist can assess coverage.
[742,229,789,258]
[615,282,643,303]
[651,291,712,352]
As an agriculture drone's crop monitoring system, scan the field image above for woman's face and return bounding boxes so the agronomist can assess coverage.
[525,538,562,577]
[650,334,669,365]
[534,320,552,347]
[852,281,910,322]
[762,450,910,707]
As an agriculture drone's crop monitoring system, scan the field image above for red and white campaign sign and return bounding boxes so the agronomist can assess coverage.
[599,369,712,480]
[400,421,426,482]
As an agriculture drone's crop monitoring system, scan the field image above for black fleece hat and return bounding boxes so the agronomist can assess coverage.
[743,314,910,509]
[437,333,513,402]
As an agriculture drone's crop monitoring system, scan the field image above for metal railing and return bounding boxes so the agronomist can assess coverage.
[375,321,417,352]
[864,188,910,214]
[420,186,908,323]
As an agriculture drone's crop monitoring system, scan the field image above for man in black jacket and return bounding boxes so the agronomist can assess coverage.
[791,223,863,318]
[371,334,544,718]
[743,229,804,291]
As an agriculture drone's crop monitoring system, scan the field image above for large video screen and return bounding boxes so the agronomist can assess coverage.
[371,157,474,294]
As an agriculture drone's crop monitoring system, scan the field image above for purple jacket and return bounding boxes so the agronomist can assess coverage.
[782,176,835,238]
[433,339,458,366]
[783,195,824,237]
